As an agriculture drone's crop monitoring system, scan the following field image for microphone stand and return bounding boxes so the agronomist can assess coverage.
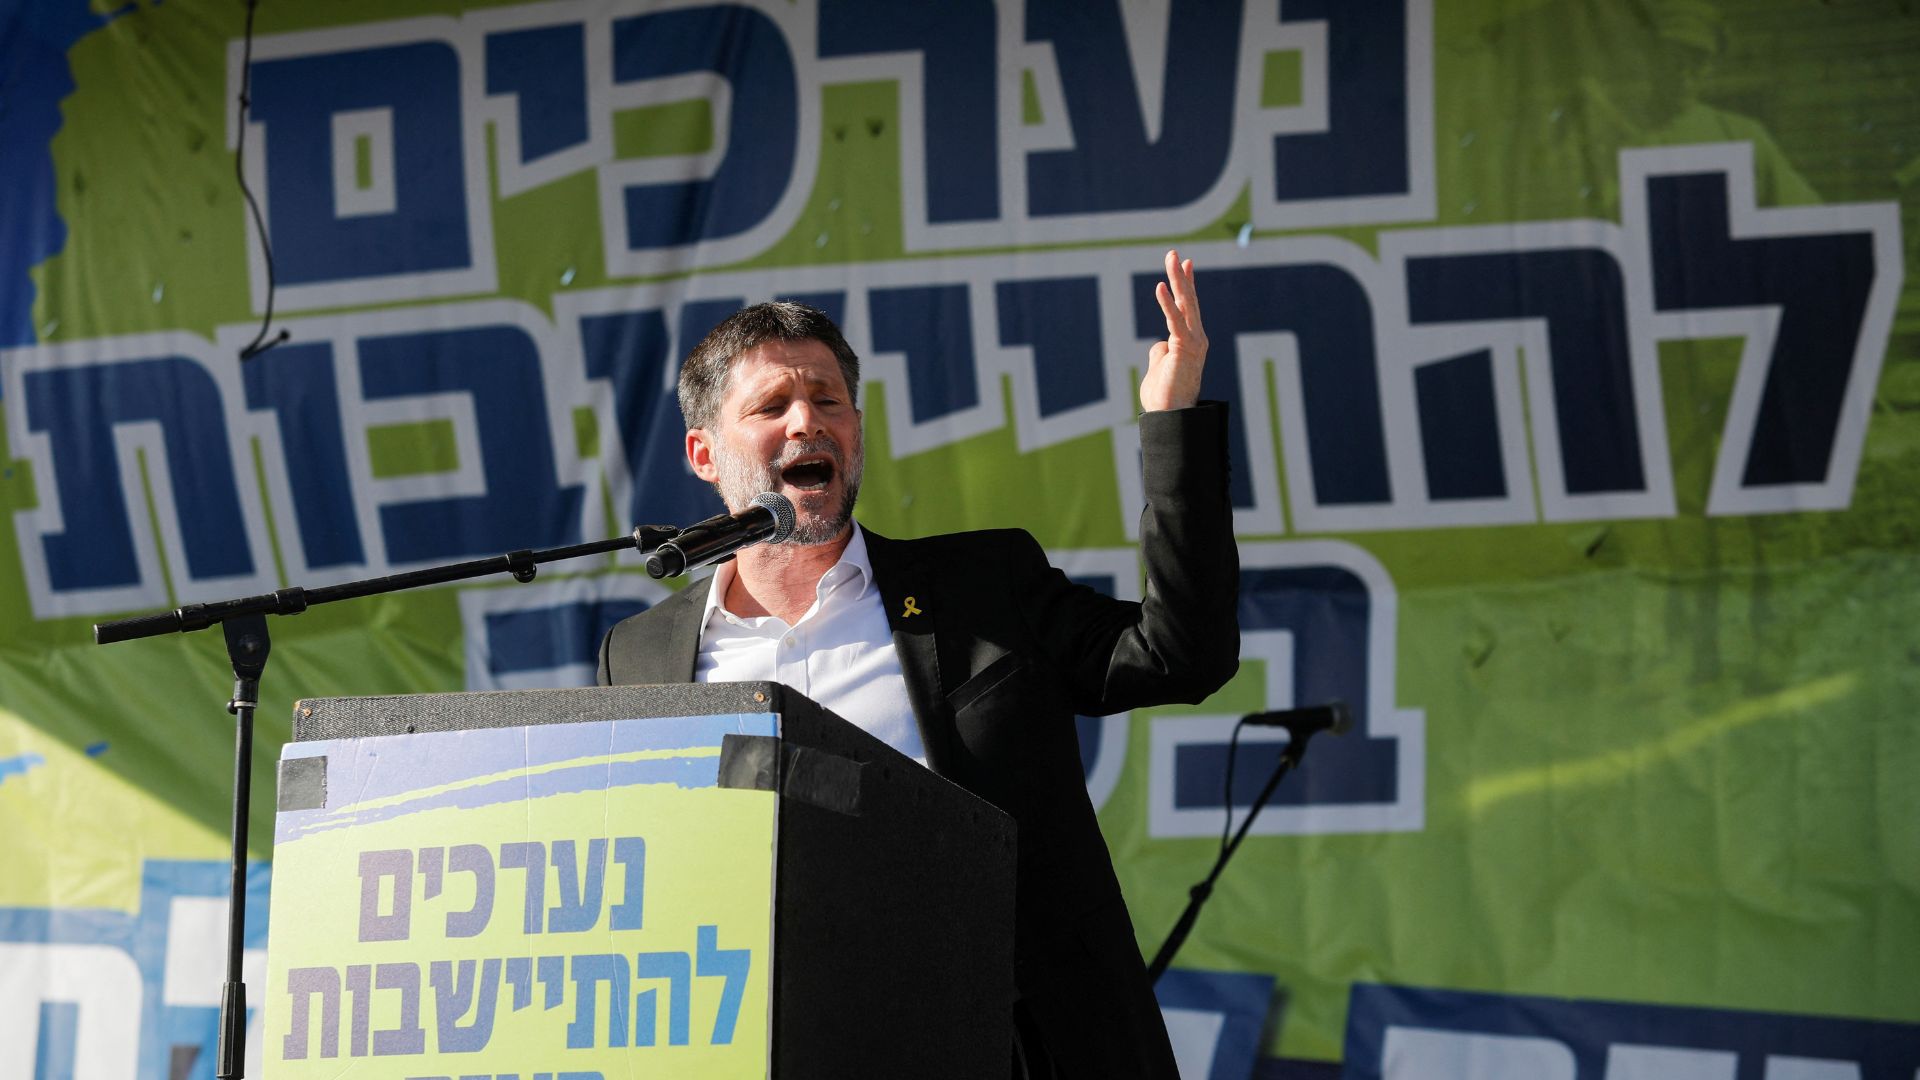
[92,525,682,1078]
[1144,709,1341,985]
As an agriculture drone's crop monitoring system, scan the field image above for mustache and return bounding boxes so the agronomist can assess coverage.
[772,436,847,471]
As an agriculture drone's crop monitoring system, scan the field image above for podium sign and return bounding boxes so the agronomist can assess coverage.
[263,712,780,1078]
[261,683,1015,1078]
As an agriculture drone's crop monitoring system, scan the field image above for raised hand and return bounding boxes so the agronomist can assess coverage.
[1139,248,1208,412]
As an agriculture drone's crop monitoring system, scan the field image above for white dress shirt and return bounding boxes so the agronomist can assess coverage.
[694,525,926,763]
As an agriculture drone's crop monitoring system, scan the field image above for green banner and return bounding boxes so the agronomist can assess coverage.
[2,0,1915,1075]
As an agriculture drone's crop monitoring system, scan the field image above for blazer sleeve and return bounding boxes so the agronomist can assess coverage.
[1019,401,1239,716]
[595,621,614,686]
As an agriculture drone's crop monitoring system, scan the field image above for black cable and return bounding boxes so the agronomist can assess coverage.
[1220,716,1247,852]
[1148,717,1322,984]
[234,0,288,361]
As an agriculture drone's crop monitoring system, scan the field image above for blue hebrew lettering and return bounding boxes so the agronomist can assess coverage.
[241,340,365,568]
[1412,349,1508,501]
[0,6,103,348]
[145,862,271,1075]
[1136,265,1390,509]
[22,356,254,590]
[504,956,533,1011]
[0,859,272,1078]
[483,599,649,684]
[485,24,589,165]
[498,843,547,934]
[997,277,1107,418]
[609,6,797,250]
[634,950,691,1047]
[0,898,112,1072]
[566,954,632,1050]
[357,850,413,942]
[869,284,979,423]
[418,846,444,899]
[1176,566,1399,809]
[35,1001,78,1079]
[372,962,426,1056]
[1153,969,1277,1080]
[1646,171,1878,488]
[346,963,372,1056]
[1024,0,1240,215]
[578,308,726,530]
[818,0,998,223]
[548,839,607,934]
[429,958,502,1054]
[536,955,567,1010]
[444,844,495,939]
[1269,0,1413,203]
[248,42,472,284]
[1406,248,1645,496]
[358,324,585,563]
[695,925,750,1046]
[283,967,341,1060]
[1150,541,1421,837]
[1342,983,1920,1080]
[608,837,646,931]
[775,290,848,329]
[676,298,749,367]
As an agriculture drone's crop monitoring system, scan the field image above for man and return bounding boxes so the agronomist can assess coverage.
[598,250,1238,1077]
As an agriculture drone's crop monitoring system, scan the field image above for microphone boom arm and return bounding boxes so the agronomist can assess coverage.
[93,524,683,645]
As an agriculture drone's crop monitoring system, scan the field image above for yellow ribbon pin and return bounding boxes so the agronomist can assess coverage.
[901,596,923,618]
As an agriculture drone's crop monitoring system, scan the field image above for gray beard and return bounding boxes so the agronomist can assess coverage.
[712,431,863,546]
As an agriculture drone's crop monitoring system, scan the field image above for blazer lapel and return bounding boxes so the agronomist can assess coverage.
[861,527,954,772]
[625,576,712,685]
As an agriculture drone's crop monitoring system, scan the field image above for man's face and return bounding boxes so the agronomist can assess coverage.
[688,338,863,545]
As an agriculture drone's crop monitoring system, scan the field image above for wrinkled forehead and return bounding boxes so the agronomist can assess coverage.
[721,338,850,403]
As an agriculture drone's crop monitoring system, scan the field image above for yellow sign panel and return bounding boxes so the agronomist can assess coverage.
[261,716,778,1079]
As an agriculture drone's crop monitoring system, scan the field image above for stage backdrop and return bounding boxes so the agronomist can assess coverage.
[3,1,1917,1077]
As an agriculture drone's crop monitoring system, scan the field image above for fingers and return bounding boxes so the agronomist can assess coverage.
[1157,249,1202,336]
[1178,256,1200,323]
[1156,281,1182,338]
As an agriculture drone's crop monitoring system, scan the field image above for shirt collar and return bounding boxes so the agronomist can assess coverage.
[699,522,875,628]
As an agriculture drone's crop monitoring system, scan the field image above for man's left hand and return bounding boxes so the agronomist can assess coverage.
[1140,248,1209,412]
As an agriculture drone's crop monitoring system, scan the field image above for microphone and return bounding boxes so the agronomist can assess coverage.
[1242,701,1353,737]
[645,492,796,579]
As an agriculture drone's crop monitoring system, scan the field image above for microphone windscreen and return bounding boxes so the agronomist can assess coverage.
[751,492,797,543]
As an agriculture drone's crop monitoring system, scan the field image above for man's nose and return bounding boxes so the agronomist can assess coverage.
[785,401,825,438]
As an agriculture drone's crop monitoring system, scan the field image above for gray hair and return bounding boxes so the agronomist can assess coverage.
[677,301,861,430]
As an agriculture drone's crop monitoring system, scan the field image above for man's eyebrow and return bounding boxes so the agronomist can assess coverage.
[734,384,780,411]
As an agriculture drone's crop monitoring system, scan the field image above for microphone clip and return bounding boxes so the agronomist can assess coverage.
[632,524,683,554]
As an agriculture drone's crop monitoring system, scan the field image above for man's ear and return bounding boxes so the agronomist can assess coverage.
[686,428,719,483]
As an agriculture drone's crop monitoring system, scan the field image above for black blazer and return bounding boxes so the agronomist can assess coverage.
[598,404,1239,1078]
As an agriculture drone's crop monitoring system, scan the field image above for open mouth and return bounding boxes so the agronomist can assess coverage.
[780,458,835,491]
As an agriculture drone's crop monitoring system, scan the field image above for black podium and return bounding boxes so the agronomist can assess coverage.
[266,682,1016,1079]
